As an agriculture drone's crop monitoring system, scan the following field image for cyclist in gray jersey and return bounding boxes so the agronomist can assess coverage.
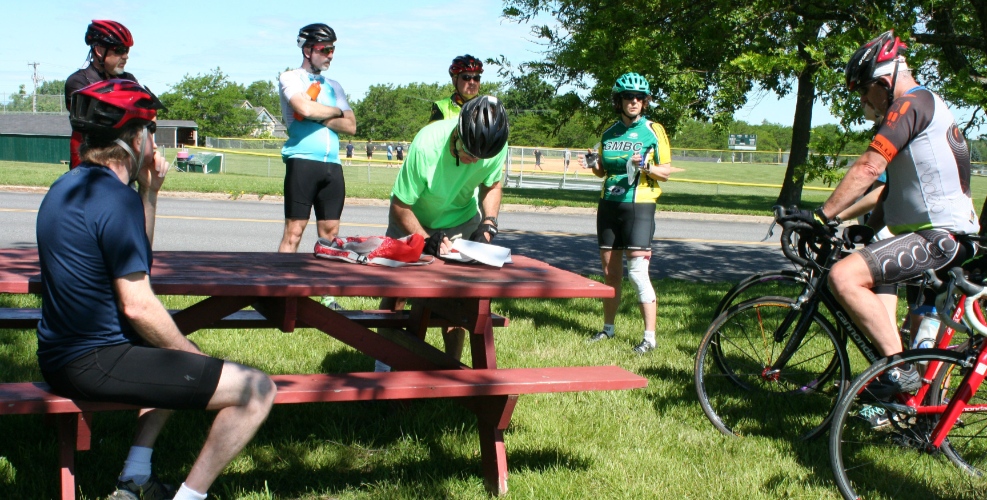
[782,31,978,397]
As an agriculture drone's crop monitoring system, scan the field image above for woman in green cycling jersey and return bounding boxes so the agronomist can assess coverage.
[581,73,673,353]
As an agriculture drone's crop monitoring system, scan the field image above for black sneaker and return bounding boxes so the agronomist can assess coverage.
[587,331,614,343]
[108,474,176,500]
[855,404,891,430]
[632,340,656,355]
[861,364,922,402]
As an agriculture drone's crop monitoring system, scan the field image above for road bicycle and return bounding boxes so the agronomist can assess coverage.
[828,268,987,499]
[695,213,971,441]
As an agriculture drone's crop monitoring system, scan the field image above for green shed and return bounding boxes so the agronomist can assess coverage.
[0,114,71,164]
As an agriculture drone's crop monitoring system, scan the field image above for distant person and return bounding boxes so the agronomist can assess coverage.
[581,72,672,354]
[375,96,509,372]
[278,23,356,310]
[564,148,571,171]
[366,140,374,160]
[345,140,354,165]
[44,79,275,500]
[387,142,394,161]
[395,142,404,161]
[66,20,138,169]
[533,147,542,170]
[429,55,483,122]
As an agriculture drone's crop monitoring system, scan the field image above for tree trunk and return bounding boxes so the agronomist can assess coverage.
[776,47,818,208]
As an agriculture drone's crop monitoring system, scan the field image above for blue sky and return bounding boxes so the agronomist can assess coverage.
[2,0,979,136]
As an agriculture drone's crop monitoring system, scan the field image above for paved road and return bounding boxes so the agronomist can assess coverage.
[0,192,792,282]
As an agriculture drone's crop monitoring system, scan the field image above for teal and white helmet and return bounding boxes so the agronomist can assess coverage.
[612,73,650,94]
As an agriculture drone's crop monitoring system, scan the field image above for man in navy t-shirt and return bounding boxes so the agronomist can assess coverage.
[39,79,276,500]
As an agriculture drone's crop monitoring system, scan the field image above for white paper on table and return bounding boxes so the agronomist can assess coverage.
[439,239,513,267]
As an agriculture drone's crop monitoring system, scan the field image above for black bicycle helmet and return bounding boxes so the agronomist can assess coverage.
[450,55,483,75]
[458,96,509,159]
[845,30,907,92]
[297,23,337,48]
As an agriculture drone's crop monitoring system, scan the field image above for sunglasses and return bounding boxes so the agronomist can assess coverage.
[108,45,129,56]
[313,45,336,55]
[459,74,481,82]
[620,92,647,101]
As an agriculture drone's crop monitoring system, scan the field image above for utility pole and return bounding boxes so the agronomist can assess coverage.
[28,62,43,113]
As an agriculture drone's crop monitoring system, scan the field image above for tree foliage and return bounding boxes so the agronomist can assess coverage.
[501,0,987,204]
[244,80,281,114]
[6,80,66,113]
[157,68,258,140]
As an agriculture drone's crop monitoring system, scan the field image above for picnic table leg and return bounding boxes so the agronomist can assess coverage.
[56,414,78,500]
[469,299,497,370]
[476,394,519,495]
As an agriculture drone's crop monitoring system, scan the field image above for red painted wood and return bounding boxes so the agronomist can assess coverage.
[57,414,76,500]
[0,250,614,299]
[0,367,646,414]
[294,297,466,372]
[0,308,508,331]
[476,395,518,495]
[171,296,256,335]
[471,300,497,370]
[76,413,92,451]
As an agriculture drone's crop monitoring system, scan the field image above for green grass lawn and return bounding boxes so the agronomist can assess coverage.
[5,158,987,217]
[0,278,923,500]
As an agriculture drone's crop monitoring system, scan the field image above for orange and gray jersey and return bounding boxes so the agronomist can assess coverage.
[870,86,978,235]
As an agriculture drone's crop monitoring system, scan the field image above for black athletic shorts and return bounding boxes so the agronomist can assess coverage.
[41,343,224,410]
[597,199,656,251]
[284,158,346,220]
[859,229,974,286]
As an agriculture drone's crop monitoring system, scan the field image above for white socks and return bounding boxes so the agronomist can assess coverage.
[119,446,153,485]
[602,324,615,336]
[174,483,207,500]
[643,330,656,346]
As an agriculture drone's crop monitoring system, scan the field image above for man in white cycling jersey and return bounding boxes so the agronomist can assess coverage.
[783,31,979,399]
[277,23,356,254]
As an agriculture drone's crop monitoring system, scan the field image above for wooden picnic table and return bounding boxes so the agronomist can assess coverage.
[0,249,643,497]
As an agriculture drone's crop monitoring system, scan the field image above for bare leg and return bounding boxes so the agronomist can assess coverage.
[183,362,276,493]
[877,292,899,333]
[278,219,309,253]
[130,409,174,448]
[829,253,901,356]
[442,327,466,361]
[628,250,656,332]
[316,220,340,240]
[600,249,623,325]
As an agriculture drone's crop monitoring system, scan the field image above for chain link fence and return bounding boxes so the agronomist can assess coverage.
[0,94,67,114]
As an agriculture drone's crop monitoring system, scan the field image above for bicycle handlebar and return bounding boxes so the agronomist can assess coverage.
[949,268,987,336]
[779,221,813,267]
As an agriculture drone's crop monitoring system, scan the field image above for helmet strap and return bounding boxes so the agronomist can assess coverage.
[303,46,321,75]
[887,59,900,111]
[114,127,148,187]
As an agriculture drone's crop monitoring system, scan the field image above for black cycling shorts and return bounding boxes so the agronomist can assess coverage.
[42,343,224,410]
[597,199,656,251]
[859,229,973,286]
[284,158,346,220]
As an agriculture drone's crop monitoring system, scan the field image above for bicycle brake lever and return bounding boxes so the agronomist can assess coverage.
[760,221,777,242]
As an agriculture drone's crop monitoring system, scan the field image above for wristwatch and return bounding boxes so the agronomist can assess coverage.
[482,216,499,227]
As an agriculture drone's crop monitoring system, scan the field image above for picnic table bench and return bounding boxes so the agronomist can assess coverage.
[0,249,647,498]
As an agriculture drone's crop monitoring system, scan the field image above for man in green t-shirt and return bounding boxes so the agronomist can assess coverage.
[375,95,510,372]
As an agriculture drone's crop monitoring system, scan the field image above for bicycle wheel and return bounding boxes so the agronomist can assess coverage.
[695,296,849,441]
[829,350,987,500]
[928,340,987,478]
[712,270,804,319]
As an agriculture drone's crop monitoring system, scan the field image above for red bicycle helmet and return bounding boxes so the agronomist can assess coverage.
[85,20,134,48]
[449,55,483,76]
[845,31,907,91]
[70,79,164,140]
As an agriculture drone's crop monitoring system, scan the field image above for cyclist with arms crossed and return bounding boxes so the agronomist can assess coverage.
[429,55,483,122]
[278,23,356,253]
[582,73,673,354]
[374,96,509,372]
[41,80,275,500]
[65,20,139,169]
[785,31,979,399]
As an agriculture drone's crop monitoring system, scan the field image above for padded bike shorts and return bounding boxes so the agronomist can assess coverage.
[597,199,656,251]
[42,343,224,410]
[859,229,974,286]
[284,158,346,220]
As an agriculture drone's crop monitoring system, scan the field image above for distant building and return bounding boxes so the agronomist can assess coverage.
[155,120,198,147]
[238,100,287,138]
